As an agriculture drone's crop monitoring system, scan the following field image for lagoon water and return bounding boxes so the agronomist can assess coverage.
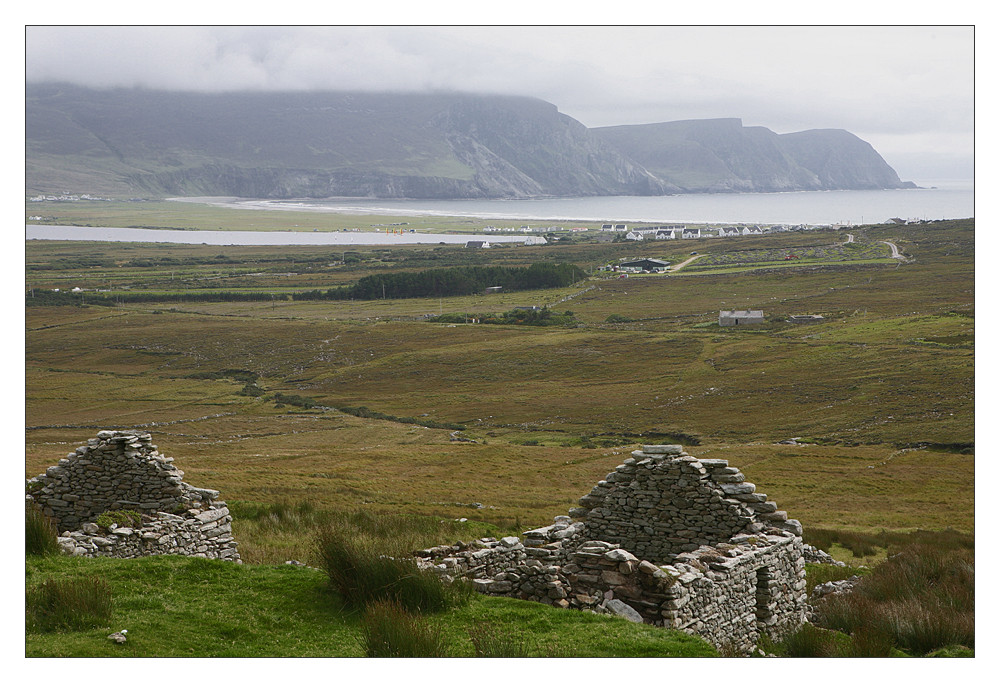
[27,181,972,246]
[24,224,527,246]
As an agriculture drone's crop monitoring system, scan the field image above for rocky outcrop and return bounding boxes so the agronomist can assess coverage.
[416,444,807,654]
[26,430,239,562]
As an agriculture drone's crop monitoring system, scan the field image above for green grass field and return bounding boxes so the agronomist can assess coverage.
[25,554,716,657]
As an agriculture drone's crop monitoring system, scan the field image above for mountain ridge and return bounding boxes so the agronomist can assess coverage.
[26,84,914,199]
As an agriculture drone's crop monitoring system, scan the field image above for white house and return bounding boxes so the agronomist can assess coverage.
[682,228,701,239]
[719,310,765,326]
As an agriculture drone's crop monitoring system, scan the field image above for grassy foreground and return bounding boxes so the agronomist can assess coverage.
[25,554,716,658]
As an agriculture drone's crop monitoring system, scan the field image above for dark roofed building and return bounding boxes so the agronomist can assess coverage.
[620,258,670,272]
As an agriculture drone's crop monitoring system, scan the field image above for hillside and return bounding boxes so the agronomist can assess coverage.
[592,118,916,193]
[26,84,912,199]
[26,84,668,199]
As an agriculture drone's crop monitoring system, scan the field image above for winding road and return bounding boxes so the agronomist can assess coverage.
[881,241,904,259]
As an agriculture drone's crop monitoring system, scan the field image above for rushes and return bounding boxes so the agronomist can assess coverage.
[25,503,60,556]
[26,577,113,632]
[315,517,472,614]
[811,539,974,655]
[467,620,530,657]
[359,599,448,657]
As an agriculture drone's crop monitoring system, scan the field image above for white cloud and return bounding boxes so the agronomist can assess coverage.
[25,25,975,179]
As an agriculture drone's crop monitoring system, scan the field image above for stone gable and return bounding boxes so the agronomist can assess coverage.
[27,430,239,562]
[416,445,807,653]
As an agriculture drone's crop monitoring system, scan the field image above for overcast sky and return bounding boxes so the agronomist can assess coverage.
[25,25,974,181]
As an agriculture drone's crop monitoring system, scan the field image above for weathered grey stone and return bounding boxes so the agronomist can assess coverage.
[604,598,644,623]
[642,445,684,455]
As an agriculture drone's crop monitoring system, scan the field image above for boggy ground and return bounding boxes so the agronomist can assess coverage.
[25,219,974,551]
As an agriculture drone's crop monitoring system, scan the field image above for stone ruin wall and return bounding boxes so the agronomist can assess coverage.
[416,445,807,654]
[26,430,239,562]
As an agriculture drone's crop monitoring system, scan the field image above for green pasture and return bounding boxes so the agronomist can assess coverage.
[25,554,715,657]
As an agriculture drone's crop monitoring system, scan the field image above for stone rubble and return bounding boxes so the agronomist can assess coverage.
[416,445,808,654]
[26,430,239,562]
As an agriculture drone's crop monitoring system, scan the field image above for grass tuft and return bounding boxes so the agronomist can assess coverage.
[26,576,113,632]
[26,503,61,556]
[316,523,471,613]
[778,623,844,657]
[359,598,448,657]
[467,620,530,657]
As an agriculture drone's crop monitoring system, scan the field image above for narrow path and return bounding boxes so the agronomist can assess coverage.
[670,253,706,272]
[844,233,855,244]
[881,241,904,259]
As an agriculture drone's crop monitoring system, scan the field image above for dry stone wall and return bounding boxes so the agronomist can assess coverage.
[416,445,806,654]
[26,430,239,562]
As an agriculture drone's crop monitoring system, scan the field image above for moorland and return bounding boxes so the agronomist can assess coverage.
[25,202,974,657]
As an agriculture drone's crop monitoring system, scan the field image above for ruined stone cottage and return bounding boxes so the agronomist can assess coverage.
[416,445,806,653]
[26,430,239,562]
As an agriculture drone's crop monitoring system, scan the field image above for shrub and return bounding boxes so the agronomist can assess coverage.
[605,313,633,323]
[26,504,61,556]
[95,509,142,529]
[468,621,529,657]
[26,577,113,632]
[359,599,447,657]
[315,526,470,613]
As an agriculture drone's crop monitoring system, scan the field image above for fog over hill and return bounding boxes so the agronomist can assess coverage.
[26,84,915,199]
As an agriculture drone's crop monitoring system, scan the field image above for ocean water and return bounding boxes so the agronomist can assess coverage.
[190,180,973,226]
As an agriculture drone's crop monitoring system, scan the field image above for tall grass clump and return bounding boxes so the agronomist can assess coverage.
[26,577,113,632]
[26,503,60,556]
[813,540,974,655]
[316,524,471,613]
[467,620,530,657]
[358,598,448,657]
[778,623,844,657]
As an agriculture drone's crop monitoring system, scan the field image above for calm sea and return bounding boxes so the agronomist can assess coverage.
[195,180,973,226]
[27,182,972,246]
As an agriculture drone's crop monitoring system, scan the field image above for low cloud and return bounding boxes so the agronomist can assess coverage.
[25,25,974,179]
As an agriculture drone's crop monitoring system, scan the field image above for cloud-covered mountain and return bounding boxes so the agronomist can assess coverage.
[25,84,913,199]
[593,118,915,193]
